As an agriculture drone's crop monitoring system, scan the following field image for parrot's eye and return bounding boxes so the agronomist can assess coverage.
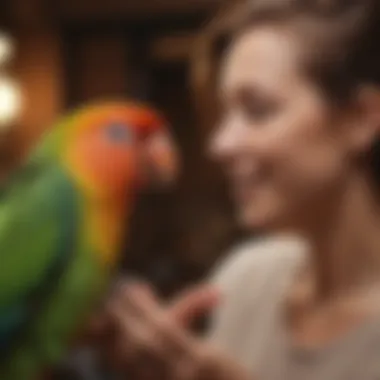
[105,123,133,144]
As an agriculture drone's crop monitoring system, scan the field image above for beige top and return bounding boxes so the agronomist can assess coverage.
[207,234,380,380]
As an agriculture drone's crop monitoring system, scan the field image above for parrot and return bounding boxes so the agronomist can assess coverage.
[0,101,178,380]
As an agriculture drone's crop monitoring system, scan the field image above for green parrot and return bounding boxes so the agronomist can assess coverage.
[0,101,178,380]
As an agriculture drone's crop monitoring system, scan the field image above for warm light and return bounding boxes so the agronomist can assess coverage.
[0,77,22,130]
[0,32,14,66]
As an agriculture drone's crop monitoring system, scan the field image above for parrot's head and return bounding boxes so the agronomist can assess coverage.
[47,102,179,201]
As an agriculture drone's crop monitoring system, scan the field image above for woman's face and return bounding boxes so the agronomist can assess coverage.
[210,26,355,231]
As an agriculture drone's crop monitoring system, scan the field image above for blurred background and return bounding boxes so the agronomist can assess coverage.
[0,0,247,298]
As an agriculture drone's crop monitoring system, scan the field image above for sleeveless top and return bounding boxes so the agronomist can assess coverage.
[208,234,380,380]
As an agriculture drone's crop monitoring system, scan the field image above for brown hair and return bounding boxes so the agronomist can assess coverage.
[224,0,380,183]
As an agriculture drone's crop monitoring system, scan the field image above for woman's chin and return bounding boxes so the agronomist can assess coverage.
[237,207,285,232]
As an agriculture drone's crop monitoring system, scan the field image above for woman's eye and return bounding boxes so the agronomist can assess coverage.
[105,123,133,143]
[242,101,278,123]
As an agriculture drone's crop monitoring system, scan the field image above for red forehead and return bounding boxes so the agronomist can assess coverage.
[78,103,166,136]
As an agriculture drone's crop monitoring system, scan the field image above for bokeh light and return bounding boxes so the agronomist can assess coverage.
[0,76,22,130]
[0,32,14,66]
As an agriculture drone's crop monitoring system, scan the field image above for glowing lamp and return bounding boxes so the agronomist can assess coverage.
[0,76,22,131]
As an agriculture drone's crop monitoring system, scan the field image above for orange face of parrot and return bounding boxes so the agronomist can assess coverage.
[64,103,179,200]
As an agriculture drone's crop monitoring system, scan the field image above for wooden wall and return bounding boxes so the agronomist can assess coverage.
[0,0,64,169]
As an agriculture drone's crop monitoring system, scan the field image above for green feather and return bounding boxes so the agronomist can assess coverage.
[0,154,108,380]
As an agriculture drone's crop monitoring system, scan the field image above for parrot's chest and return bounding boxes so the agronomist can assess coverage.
[53,202,125,328]
[83,202,126,267]
[59,241,108,313]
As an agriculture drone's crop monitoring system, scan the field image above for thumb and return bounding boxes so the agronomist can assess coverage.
[169,284,221,327]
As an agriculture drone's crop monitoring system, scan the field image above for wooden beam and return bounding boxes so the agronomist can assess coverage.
[13,31,64,154]
[57,0,224,21]
[7,0,64,158]
[8,0,54,31]
[150,34,196,62]
[73,35,128,103]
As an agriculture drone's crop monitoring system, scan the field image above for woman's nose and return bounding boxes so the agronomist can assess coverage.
[208,119,244,162]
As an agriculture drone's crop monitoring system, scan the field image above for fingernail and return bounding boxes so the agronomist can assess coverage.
[110,275,144,294]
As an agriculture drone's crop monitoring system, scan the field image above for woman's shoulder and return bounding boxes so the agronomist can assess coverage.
[210,233,308,292]
[207,234,309,372]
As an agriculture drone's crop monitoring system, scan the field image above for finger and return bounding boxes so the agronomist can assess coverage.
[111,282,161,354]
[124,283,218,354]
[106,281,156,351]
[107,299,152,367]
[110,275,144,293]
[169,285,221,327]
[109,290,169,355]
[129,282,159,308]
[109,284,204,376]
[136,291,201,355]
[118,285,197,363]
[123,286,176,350]
[107,296,139,339]
[114,282,159,319]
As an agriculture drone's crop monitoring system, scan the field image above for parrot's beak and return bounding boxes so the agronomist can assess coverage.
[142,131,179,188]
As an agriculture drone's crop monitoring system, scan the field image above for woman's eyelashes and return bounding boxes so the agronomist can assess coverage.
[239,88,281,124]
[224,87,282,125]
[218,86,283,129]
[241,99,280,123]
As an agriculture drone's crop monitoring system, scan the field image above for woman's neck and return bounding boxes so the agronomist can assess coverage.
[301,175,380,302]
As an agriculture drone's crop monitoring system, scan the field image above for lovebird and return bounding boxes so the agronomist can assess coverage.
[0,102,178,379]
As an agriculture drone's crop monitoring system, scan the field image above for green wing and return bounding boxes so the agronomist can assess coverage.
[0,159,79,363]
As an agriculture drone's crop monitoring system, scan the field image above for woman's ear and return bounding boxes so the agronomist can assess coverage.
[346,86,380,154]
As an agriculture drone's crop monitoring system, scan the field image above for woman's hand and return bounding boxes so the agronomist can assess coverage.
[103,282,251,380]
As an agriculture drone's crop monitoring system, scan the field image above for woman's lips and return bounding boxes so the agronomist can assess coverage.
[231,176,260,203]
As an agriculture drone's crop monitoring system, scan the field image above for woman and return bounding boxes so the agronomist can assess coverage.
[105,0,380,378]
